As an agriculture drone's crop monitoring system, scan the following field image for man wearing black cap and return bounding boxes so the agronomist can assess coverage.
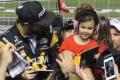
[61,19,75,41]
[0,1,59,80]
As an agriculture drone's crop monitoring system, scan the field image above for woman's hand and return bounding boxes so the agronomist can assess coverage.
[114,63,120,80]
[94,54,100,59]
[76,65,90,80]
[0,42,16,66]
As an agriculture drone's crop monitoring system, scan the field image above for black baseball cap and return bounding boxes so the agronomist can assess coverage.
[16,1,55,26]
[96,48,120,73]
[63,19,74,31]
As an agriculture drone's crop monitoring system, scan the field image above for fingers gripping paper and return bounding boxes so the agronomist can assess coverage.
[8,49,30,78]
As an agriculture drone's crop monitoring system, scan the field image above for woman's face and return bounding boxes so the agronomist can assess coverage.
[78,20,95,40]
[110,28,120,48]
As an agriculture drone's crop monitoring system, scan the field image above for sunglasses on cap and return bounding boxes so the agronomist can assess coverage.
[63,20,74,31]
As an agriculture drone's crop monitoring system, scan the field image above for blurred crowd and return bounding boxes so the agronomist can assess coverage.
[0,1,120,80]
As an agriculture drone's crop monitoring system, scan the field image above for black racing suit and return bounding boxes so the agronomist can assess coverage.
[0,24,59,80]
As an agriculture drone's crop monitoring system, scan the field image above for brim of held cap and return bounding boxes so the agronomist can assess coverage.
[34,10,55,26]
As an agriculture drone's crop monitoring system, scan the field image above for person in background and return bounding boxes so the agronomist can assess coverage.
[92,16,114,78]
[57,2,99,80]
[110,19,120,51]
[52,15,63,46]
[0,42,16,80]
[110,19,120,79]
[61,19,75,41]
[93,16,114,55]
[93,16,114,61]
[0,1,59,80]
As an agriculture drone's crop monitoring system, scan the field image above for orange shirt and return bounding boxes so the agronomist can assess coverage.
[98,43,108,54]
[57,35,98,56]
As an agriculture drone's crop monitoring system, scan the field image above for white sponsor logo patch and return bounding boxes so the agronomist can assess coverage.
[40,45,49,50]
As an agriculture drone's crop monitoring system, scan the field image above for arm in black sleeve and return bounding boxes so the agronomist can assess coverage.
[48,32,60,70]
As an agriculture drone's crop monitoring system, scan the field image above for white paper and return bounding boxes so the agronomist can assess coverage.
[8,49,30,78]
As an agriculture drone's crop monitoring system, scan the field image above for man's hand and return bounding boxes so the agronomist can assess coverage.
[21,66,38,80]
[56,50,75,74]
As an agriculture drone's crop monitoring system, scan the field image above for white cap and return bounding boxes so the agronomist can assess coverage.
[110,19,120,31]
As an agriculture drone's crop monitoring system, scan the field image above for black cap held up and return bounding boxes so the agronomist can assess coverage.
[16,1,55,25]
[96,48,120,73]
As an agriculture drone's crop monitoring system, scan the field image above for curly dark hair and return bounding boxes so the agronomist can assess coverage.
[74,2,94,18]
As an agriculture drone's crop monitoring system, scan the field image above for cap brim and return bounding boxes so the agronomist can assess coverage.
[35,10,55,26]
[96,48,120,69]
[110,24,120,32]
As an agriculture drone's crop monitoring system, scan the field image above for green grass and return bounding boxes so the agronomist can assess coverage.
[0,0,120,9]
[65,0,120,8]
[0,0,120,18]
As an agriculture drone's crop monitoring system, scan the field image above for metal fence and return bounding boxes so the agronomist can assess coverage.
[0,0,120,34]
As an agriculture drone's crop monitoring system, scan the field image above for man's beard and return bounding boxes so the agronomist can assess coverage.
[30,28,43,35]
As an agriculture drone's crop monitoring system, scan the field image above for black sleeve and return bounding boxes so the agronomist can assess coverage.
[48,32,60,70]
[48,42,60,70]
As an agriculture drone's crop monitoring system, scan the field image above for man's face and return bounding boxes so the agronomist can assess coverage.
[29,24,43,34]
[110,28,120,48]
